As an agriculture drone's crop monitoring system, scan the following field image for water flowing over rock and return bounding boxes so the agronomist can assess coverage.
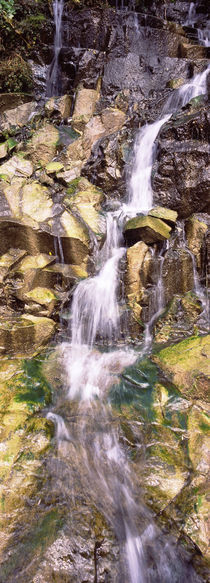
[0,1,209,581]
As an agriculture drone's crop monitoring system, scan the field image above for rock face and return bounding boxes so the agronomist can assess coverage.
[152,104,210,218]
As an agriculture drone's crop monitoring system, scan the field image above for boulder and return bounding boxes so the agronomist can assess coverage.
[148,206,177,225]
[124,215,171,245]
[72,86,100,131]
[64,177,104,237]
[0,220,89,266]
[0,248,26,283]
[125,241,151,323]
[83,108,126,157]
[24,287,58,316]
[0,314,56,355]
[27,124,59,166]
[20,181,53,223]
[0,101,37,133]
[3,180,53,224]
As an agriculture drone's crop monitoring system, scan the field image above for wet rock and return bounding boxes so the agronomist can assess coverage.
[0,219,89,266]
[162,247,194,304]
[125,241,151,324]
[154,334,210,399]
[0,314,56,354]
[185,214,208,271]
[154,293,203,344]
[153,105,210,218]
[45,95,72,121]
[124,215,171,245]
[27,124,59,166]
[83,126,131,199]
[148,206,178,225]
[0,101,37,133]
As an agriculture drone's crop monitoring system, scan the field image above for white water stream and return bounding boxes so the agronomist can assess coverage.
[46,0,64,96]
[49,64,209,581]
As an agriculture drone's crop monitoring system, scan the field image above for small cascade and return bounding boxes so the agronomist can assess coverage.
[46,0,64,97]
[198,27,210,47]
[184,2,197,27]
[144,242,169,351]
[178,222,209,320]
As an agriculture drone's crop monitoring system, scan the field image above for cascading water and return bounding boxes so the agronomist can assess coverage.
[48,63,210,582]
[184,2,210,47]
[46,0,64,97]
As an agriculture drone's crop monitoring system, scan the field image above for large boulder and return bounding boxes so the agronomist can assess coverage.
[124,215,171,245]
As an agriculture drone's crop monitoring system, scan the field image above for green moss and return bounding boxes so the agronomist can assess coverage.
[67,177,81,196]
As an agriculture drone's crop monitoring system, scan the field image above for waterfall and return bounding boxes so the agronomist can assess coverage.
[47,64,210,582]
[128,115,171,213]
[184,2,210,47]
[46,0,64,97]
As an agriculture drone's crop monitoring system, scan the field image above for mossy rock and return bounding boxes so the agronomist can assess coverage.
[45,161,64,174]
[124,215,171,245]
[154,335,210,399]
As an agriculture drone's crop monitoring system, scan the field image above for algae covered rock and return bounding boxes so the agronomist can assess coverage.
[124,215,171,245]
[154,293,203,344]
[148,206,177,225]
[154,335,210,399]
[21,181,53,223]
